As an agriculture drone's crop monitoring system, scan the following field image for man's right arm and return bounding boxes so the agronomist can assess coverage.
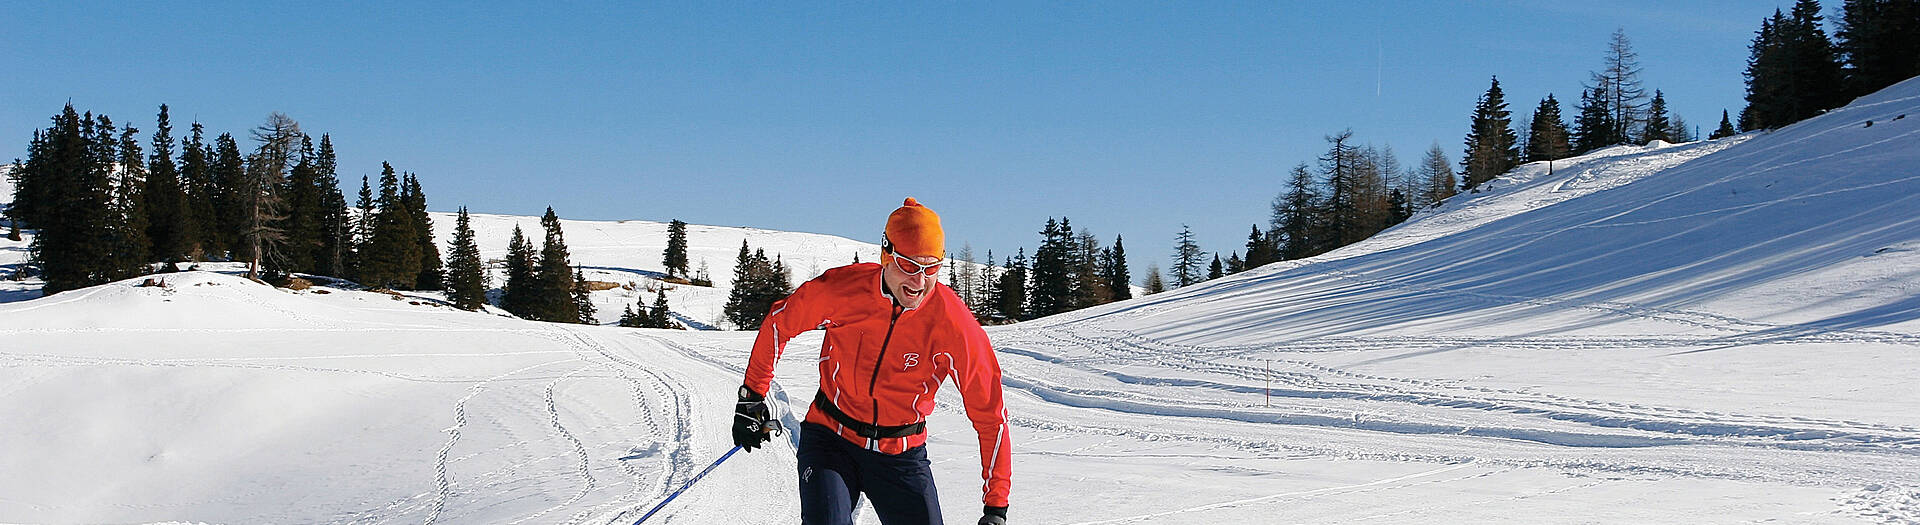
[741,278,828,395]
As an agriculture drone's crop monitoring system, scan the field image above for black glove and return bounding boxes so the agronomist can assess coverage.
[732,385,775,452]
[978,505,1007,525]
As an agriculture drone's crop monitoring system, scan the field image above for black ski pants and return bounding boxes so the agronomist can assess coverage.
[796,422,943,525]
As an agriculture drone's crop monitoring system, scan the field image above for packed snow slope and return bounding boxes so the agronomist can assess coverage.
[2,77,1918,524]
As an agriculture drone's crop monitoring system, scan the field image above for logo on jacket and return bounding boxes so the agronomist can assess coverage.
[902,353,920,369]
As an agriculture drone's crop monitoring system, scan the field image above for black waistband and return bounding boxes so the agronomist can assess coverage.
[812,391,926,439]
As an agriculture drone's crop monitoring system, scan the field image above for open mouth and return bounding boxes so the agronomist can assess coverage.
[901,285,926,299]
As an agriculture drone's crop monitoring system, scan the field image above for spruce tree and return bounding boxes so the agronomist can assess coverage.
[1242,224,1273,269]
[281,134,322,273]
[403,174,442,289]
[663,219,690,278]
[1744,3,1847,130]
[179,121,215,260]
[210,133,246,259]
[995,248,1029,320]
[145,104,191,265]
[1460,78,1519,192]
[110,123,151,281]
[444,207,487,311]
[1105,235,1131,301]
[31,106,120,294]
[533,207,578,323]
[1172,224,1203,287]
[501,225,536,316]
[361,163,421,289]
[1275,163,1320,260]
[1835,0,1920,97]
[1572,86,1619,153]
[314,135,351,278]
[1710,110,1739,139]
[1642,90,1673,143]
[573,268,597,325]
[351,175,374,279]
[1207,254,1223,280]
[650,289,674,328]
[1527,95,1572,162]
[1226,252,1245,274]
[1027,217,1074,317]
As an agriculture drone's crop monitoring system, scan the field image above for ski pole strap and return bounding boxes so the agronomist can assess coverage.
[812,390,925,439]
[633,445,741,524]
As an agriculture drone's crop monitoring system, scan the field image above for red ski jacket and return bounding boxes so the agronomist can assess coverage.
[743,262,1012,507]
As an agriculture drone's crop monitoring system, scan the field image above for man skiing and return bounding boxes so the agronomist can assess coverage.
[733,197,1012,525]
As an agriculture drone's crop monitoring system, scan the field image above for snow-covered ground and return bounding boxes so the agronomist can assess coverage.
[4,78,1919,523]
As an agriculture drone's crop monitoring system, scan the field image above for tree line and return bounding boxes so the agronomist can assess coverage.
[6,104,447,295]
[3,103,617,326]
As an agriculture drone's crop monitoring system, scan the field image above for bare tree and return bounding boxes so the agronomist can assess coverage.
[243,113,301,279]
[1590,29,1649,143]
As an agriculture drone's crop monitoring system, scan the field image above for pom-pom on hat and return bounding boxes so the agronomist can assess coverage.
[884,197,945,258]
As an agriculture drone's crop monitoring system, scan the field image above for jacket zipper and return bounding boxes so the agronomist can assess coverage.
[868,305,903,428]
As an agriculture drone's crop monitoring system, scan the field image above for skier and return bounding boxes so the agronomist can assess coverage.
[733,197,1011,525]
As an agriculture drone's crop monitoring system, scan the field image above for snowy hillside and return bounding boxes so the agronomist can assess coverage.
[3,78,1919,524]
[434,212,887,329]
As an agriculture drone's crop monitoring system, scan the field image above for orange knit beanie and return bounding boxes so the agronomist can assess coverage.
[885,197,945,258]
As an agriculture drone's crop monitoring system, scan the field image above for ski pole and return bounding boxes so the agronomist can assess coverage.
[633,445,742,524]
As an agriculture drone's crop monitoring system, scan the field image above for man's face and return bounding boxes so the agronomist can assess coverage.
[882,251,941,309]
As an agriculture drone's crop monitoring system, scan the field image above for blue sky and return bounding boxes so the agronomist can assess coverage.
[4,2,1789,279]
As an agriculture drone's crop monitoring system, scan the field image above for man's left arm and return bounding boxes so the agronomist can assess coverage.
[950,322,1012,514]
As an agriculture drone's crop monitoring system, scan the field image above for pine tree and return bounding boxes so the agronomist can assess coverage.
[1642,90,1673,143]
[444,207,487,311]
[144,104,191,265]
[1592,29,1650,142]
[1207,254,1223,280]
[1710,109,1739,139]
[1419,144,1457,209]
[1105,235,1131,301]
[573,269,597,325]
[663,219,690,278]
[1142,263,1166,295]
[361,163,421,289]
[533,207,578,323]
[1835,0,1920,97]
[501,225,536,316]
[403,174,442,290]
[1226,252,1245,274]
[1460,77,1519,191]
[1172,224,1203,287]
[1527,95,1572,162]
